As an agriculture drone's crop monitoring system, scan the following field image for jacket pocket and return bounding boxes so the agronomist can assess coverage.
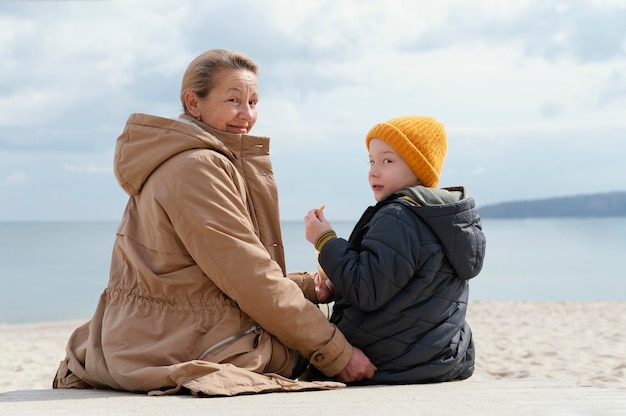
[197,324,262,363]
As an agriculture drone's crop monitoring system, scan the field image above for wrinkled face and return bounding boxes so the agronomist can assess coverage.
[194,68,259,134]
[368,138,421,201]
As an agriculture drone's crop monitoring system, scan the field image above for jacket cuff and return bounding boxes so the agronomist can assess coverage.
[308,325,352,376]
[285,271,317,302]
[314,230,337,251]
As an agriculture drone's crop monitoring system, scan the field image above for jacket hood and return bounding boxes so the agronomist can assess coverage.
[391,186,485,280]
[114,113,249,196]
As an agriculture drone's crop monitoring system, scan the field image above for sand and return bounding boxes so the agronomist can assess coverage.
[468,301,626,391]
[1,301,624,393]
[1,301,624,398]
[2,301,626,415]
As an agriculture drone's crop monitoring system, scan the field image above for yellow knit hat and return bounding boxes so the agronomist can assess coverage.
[365,115,447,188]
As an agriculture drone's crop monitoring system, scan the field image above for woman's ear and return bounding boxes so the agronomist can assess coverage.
[183,90,200,118]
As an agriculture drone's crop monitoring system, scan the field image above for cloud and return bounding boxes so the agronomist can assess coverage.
[1,0,626,220]
[407,1,626,63]
[597,69,626,106]
[0,0,190,151]
[62,163,111,174]
[1,170,29,186]
[539,101,563,118]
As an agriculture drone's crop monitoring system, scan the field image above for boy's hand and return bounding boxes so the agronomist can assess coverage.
[304,208,333,244]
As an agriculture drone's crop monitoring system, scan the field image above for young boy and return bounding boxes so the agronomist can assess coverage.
[304,115,486,384]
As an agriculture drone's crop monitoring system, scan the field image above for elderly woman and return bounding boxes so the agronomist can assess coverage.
[53,49,375,396]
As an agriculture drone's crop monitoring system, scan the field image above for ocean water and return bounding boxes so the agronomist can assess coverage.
[1,218,625,325]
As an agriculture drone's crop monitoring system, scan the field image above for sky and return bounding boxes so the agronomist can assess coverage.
[1,0,625,222]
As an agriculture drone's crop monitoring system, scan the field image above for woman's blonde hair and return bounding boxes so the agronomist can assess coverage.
[180,49,258,113]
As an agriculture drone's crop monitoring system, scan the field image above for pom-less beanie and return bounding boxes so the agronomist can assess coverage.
[366,115,447,188]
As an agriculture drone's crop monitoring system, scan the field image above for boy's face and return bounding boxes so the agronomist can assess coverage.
[368,138,421,201]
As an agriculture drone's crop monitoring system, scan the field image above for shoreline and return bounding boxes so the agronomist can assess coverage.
[1,301,625,393]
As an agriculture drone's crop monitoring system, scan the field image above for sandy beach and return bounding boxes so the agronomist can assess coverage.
[467,301,626,391]
[1,301,624,393]
[1,301,626,415]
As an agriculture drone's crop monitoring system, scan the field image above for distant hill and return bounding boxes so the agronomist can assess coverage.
[478,191,626,219]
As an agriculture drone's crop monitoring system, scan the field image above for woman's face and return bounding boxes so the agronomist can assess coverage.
[368,138,421,201]
[195,68,259,134]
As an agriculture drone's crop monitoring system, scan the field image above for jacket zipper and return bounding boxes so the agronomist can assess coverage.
[197,324,261,360]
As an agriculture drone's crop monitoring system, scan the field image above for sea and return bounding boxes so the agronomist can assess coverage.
[1,218,625,325]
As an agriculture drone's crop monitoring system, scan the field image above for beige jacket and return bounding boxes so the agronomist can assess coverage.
[53,113,350,396]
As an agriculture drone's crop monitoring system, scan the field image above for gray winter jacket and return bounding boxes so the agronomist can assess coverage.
[318,186,486,384]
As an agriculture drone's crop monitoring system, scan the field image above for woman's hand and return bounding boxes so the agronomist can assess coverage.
[314,273,335,303]
[336,346,377,382]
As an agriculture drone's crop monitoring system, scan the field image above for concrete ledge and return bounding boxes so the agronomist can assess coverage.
[2,378,625,415]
